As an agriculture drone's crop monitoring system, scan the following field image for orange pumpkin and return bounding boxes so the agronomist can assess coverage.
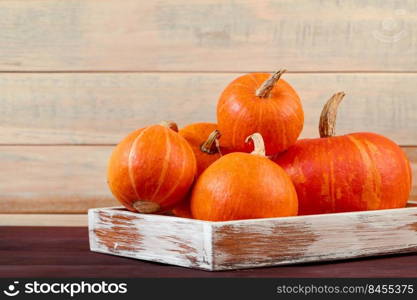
[178,122,222,177]
[191,133,298,221]
[217,69,304,156]
[107,121,197,214]
[172,122,222,218]
[274,92,412,215]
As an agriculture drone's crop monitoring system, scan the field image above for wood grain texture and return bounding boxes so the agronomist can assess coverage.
[0,146,116,213]
[89,207,417,270]
[0,73,416,145]
[89,208,212,269]
[0,146,415,214]
[0,0,416,71]
[0,214,87,226]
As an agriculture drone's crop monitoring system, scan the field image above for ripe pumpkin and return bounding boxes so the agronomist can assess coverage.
[107,121,197,214]
[274,92,412,215]
[178,122,222,177]
[217,69,304,156]
[172,122,222,218]
[191,133,298,221]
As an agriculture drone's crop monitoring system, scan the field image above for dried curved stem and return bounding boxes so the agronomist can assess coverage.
[160,120,178,132]
[245,133,266,157]
[200,130,221,154]
[319,92,346,138]
[255,69,287,98]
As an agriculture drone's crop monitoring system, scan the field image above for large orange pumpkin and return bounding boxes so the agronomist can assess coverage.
[217,70,304,156]
[274,92,412,215]
[107,121,197,214]
[191,133,298,221]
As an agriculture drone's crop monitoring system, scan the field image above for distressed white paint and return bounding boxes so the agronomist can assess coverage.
[89,206,417,271]
[89,207,212,270]
[211,208,417,270]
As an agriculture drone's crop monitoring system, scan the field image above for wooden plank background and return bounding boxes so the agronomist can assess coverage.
[0,73,416,145]
[0,0,416,225]
[0,0,416,71]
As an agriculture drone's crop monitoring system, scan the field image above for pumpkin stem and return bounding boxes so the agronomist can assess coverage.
[255,69,287,98]
[245,133,266,157]
[200,130,221,154]
[160,120,178,132]
[133,200,161,214]
[319,92,346,138]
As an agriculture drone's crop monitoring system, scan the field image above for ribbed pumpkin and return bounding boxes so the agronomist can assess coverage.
[191,133,298,221]
[107,121,197,214]
[217,70,304,156]
[172,122,222,218]
[274,92,412,215]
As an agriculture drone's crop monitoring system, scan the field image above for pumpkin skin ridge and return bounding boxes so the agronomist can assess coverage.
[108,127,145,211]
[229,95,255,148]
[127,127,149,204]
[156,132,188,208]
[217,72,304,156]
[164,127,197,210]
[107,124,197,213]
[349,132,412,209]
[346,134,382,210]
[130,126,172,204]
[148,126,172,201]
[269,99,288,153]
[248,72,261,86]
[274,131,412,215]
[191,151,298,221]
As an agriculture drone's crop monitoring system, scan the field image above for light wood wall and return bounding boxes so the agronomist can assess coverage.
[0,0,416,226]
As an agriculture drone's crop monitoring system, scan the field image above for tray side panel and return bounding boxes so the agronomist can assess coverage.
[212,207,417,270]
[88,208,212,270]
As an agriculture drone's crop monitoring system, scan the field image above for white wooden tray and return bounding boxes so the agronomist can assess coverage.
[88,204,417,271]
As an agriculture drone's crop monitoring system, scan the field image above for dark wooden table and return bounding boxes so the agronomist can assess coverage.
[1,227,416,278]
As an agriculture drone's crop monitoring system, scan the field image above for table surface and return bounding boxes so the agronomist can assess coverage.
[1,226,416,278]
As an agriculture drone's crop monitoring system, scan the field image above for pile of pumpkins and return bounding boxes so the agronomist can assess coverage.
[107,70,412,221]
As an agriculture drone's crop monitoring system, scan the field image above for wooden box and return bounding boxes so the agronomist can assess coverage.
[88,204,417,271]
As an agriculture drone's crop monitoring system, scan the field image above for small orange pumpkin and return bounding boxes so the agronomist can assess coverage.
[217,69,304,156]
[274,93,412,215]
[178,122,222,177]
[107,121,197,214]
[172,122,222,218]
[191,133,298,221]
